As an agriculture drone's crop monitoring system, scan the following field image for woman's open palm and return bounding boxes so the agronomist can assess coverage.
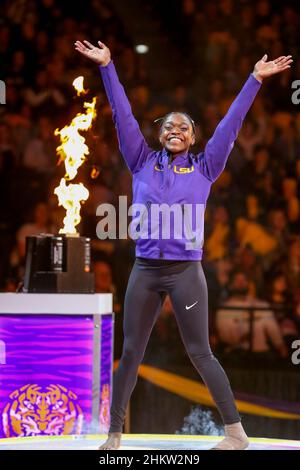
[254,54,293,80]
[74,40,111,66]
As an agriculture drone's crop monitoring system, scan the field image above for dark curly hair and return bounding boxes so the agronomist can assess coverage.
[154,111,196,135]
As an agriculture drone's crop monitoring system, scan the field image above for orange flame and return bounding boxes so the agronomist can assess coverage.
[54,76,97,234]
[72,76,88,96]
[54,178,89,234]
[54,97,97,181]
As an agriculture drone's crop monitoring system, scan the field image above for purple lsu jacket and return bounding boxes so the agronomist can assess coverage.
[99,61,261,261]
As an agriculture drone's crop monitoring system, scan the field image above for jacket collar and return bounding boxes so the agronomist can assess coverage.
[162,147,190,164]
[157,148,195,171]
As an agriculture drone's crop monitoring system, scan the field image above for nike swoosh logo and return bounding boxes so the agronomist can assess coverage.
[186,301,198,310]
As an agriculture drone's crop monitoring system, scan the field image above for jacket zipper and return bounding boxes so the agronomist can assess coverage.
[181,204,197,249]
[136,200,151,239]
[159,159,173,258]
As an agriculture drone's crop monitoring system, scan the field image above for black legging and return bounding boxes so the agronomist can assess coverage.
[109,257,240,432]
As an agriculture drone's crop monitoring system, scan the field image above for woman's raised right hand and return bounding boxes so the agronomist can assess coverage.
[74,40,111,66]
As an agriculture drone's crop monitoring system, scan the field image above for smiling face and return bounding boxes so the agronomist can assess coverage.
[159,112,195,156]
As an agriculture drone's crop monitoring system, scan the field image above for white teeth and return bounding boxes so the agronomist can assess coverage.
[169,137,181,142]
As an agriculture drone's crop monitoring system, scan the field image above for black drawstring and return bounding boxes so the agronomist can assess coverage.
[190,153,199,164]
[157,151,164,170]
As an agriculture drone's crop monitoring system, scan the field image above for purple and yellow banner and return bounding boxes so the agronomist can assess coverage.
[135,363,300,420]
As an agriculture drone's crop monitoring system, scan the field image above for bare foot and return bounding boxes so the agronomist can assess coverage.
[210,422,249,450]
[210,434,249,450]
[98,432,122,450]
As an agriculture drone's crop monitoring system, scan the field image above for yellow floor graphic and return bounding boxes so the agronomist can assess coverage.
[0,433,300,450]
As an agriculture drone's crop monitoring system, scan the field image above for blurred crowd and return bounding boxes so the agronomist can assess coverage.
[1,0,300,364]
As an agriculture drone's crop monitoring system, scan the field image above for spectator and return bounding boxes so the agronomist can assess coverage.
[215,271,288,359]
[94,260,121,314]
[205,205,230,261]
[235,217,277,257]
[23,69,66,118]
[15,201,57,259]
[266,272,299,347]
[237,118,266,161]
[23,116,57,174]
[9,201,57,281]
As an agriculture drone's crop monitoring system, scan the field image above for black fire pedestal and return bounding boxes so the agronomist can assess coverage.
[23,234,94,293]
